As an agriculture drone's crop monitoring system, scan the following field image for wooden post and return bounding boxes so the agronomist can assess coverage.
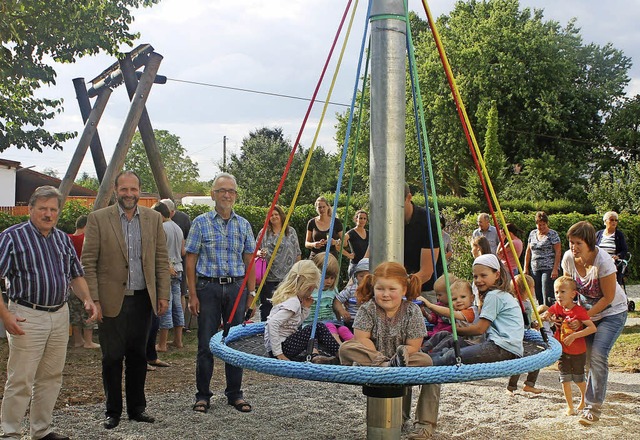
[93,52,163,210]
[59,88,113,205]
[73,78,108,182]
[120,56,174,200]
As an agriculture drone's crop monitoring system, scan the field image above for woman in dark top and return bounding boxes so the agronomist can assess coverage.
[343,210,369,277]
[595,211,629,285]
[305,196,347,259]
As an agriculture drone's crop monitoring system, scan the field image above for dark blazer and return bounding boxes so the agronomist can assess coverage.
[595,228,629,259]
[82,203,170,318]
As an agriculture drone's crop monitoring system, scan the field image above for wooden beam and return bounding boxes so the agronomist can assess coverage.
[93,52,164,210]
[59,87,112,205]
[120,56,174,200]
[73,78,108,181]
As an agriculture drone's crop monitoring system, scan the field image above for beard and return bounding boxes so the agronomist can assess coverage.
[118,194,139,210]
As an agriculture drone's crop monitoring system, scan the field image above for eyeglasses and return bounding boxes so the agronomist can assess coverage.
[608,218,618,222]
[213,189,237,196]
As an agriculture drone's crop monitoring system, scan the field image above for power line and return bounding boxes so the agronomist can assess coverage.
[166,77,353,108]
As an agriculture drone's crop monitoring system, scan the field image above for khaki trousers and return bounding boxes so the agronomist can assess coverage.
[1,303,69,439]
[338,339,440,434]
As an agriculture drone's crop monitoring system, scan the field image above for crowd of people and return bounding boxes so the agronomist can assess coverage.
[0,174,631,439]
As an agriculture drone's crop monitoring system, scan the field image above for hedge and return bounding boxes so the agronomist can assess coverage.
[2,202,636,283]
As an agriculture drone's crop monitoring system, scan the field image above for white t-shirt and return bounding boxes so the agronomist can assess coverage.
[561,247,627,321]
[264,296,309,356]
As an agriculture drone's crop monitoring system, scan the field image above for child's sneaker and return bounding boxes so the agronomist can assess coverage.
[388,345,409,367]
[578,410,599,426]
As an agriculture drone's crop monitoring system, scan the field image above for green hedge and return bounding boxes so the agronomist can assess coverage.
[2,202,635,283]
[447,211,639,283]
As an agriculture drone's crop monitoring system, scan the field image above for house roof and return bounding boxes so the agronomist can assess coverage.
[0,158,21,169]
[15,167,97,205]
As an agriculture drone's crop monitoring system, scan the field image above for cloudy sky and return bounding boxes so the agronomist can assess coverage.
[3,0,639,183]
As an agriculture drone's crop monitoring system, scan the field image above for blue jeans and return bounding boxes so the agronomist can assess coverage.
[195,278,247,404]
[531,269,554,306]
[584,311,627,417]
[159,274,185,329]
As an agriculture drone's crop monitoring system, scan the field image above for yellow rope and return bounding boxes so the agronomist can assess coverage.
[422,0,542,326]
[249,0,361,311]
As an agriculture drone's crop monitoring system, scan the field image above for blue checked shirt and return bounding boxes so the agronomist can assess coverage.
[0,221,84,306]
[185,210,256,277]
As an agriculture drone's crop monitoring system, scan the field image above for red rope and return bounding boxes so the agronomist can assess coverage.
[225,0,355,333]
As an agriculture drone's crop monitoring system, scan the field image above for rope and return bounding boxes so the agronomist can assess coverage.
[211,324,562,385]
[405,0,460,359]
[228,0,356,332]
[308,0,366,346]
[420,0,543,335]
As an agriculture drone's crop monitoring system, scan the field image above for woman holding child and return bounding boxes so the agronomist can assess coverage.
[561,221,628,426]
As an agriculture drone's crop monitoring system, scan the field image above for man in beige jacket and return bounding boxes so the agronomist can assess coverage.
[82,170,170,430]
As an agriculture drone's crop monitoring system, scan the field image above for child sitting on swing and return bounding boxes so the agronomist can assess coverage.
[429,254,524,366]
[338,261,432,367]
[264,260,340,364]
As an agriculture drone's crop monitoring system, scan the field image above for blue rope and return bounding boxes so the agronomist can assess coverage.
[211,325,562,385]
[310,0,373,342]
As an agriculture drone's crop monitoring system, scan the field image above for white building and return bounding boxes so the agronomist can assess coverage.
[0,159,19,207]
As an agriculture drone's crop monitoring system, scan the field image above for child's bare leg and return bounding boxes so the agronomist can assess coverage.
[157,328,170,352]
[561,382,576,415]
[171,326,184,348]
[575,381,587,411]
[82,328,100,348]
[72,326,84,347]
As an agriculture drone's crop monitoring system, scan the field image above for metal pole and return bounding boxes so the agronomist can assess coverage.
[73,78,108,182]
[223,135,227,171]
[366,0,407,439]
[369,0,406,269]
[94,52,163,209]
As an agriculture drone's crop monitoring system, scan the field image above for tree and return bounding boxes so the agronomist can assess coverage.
[124,130,200,194]
[75,172,100,191]
[588,161,640,214]
[1,0,159,152]
[336,1,631,198]
[464,101,508,201]
[41,167,59,178]
[605,95,640,161]
[224,127,337,207]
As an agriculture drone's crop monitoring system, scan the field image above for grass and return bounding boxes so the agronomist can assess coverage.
[609,324,640,373]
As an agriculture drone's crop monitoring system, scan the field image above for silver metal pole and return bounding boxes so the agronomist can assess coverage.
[366,1,407,439]
[369,0,406,269]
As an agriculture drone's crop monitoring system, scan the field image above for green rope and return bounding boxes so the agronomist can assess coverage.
[336,39,371,284]
[404,0,458,346]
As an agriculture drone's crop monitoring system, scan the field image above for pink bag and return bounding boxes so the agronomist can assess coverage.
[255,257,267,285]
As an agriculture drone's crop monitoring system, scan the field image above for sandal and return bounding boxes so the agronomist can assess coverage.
[192,401,209,413]
[228,398,252,413]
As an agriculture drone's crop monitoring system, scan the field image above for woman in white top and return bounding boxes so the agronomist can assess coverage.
[561,221,628,426]
[595,211,629,285]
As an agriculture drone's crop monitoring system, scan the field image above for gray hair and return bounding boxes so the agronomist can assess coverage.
[477,213,490,222]
[211,172,237,190]
[29,186,63,208]
[603,211,618,223]
[160,198,175,211]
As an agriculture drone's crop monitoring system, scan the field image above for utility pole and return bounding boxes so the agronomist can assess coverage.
[223,135,227,171]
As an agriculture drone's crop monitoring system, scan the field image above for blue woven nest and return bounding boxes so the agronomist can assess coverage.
[210,323,562,385]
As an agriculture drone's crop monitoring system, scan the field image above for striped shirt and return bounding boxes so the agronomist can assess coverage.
[185,210,255,277]
[0,221,83,306]
[118,205,146,290]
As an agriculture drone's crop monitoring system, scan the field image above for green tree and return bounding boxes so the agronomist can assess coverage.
[465,101,507,201]
[1,0,159,152]
[588,161,640,214]
[225,127,337,207]
[125,130,200,194]
[75,172,100,191]
[336,1,631,197]
[605,95,640,161]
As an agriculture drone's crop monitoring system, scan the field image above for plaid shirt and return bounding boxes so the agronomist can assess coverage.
[185,210,255,277]
[0,221,83,306]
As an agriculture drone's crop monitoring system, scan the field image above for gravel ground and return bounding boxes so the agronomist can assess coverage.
[5,287,640,440]
[40,364,640,440]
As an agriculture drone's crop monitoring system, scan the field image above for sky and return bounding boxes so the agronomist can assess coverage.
[3,0,640,184]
